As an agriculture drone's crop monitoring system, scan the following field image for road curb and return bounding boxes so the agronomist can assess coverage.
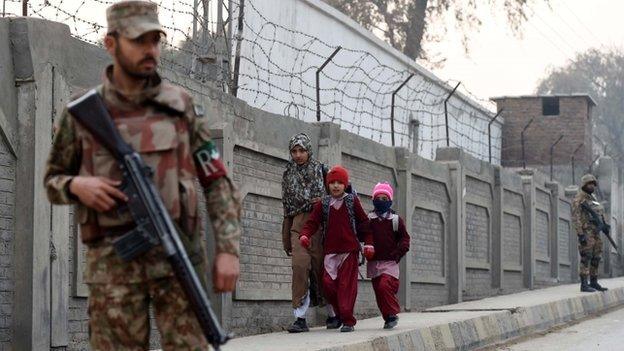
[320,287,624,350]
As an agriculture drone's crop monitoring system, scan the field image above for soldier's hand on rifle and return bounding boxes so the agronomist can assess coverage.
[578,234,588,246]
[604,224,611,235]
[212,252,239,293]
[69,176,128,212]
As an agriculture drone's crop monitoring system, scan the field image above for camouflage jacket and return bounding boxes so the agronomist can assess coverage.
[44,66,242,283]
[572,190,605,237]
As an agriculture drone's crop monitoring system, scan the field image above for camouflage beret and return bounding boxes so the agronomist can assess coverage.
[106,1,165,39]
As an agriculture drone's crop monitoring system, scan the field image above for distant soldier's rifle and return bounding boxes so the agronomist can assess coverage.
[580,202,618,250]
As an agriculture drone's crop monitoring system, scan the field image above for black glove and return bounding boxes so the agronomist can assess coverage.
[578,234,588,246]
[604,224,611,235]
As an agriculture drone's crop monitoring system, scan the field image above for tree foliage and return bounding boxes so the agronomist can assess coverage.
[536,48,624,164]
[323,0,546,63]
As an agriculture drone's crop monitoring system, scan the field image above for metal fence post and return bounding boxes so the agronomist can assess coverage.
[444,82,461,147]
[521,117,535,169]
[316,46,341,122]
[549,134,564,181]
[571,142,584,184]
[488,108,503,164]
[232,0,245,96]
[22,0,27,16]
[390,73,414,147]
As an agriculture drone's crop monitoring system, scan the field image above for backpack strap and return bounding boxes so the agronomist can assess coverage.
[343,193,358,237]
[321,196,331,238]
[392,214,399,233]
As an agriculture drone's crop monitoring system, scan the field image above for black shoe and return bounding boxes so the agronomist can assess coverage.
[590,277,608,291]
[340,325,354,332]
[326,316,342,329]
[383,315,398,329]
[287,318,309,333]
[580,277,596,293]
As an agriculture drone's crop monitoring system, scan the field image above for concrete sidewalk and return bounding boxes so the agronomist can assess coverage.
[222,277,624,351]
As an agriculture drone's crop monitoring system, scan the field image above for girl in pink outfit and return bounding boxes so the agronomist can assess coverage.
[367,182,410,329]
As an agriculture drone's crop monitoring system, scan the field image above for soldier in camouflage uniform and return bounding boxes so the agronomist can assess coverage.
[43,1,242,350]
[572,174,608,293]
[282,133,340,332]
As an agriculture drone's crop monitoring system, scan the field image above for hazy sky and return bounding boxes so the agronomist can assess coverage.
[6,0,621,105]
[425,0,624,100]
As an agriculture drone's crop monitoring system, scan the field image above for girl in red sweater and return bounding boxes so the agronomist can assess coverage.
[367,182,410,329]
[299,166,373,332]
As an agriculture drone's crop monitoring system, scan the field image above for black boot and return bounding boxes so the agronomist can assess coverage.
[326,316,342,329]
[589,276,608,291]
[580,276,596,293]
[287,318,309,333]
[340,325,354,332]
[383,315,399,329]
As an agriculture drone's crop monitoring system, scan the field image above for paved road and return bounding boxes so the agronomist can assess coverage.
[498,305,624,351]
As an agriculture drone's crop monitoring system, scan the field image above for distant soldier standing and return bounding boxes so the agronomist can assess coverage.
[572,174,608,293]
[44,1,242,349]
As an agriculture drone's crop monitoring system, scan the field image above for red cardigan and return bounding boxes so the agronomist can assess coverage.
[300,196,372,254]
[368,214,410,262]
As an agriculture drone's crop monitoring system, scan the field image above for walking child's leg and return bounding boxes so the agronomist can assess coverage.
[336,253,359,327]
[372,274,400,319]
[322,269,340,318]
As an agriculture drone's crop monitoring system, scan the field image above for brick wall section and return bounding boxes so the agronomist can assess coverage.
[465,204,489,263]
[412,176,450,212]
[558,219,570,264]
[536,189,551,211]
[230,300,307,336]
[464,269,492,301]
[238,194,290,296]
[502,271,524,293]
[232,147,286,190]
[410,283,448,310]
[411,208,444,277]
[495,96,593,168]
[503,190,524,211]
[342,154,394,196]
[503,214,522,267]
[536,210,550,260]
[535,261,551,282]
[411,176,449,280]
[466,177,492,205]
[0,144,14,349]
[67,209,90,350]
[559,266,572,283]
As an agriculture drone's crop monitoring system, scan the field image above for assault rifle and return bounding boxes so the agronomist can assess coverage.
[580,202,618,250]
[68,90,231,350]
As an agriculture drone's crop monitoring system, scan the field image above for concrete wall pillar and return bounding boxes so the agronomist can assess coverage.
[316,122,342,166]
[565,186,579,281]
[519,169,535,289]
[546,181,560,280]
[492,166,503,291]
[208,123,234,329]
[596,157,614,277]
[394,147,412,310]
[11,18,55,349]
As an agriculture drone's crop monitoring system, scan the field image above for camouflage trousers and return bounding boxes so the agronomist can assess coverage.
[579,233,603,277]
[88,277,207,351]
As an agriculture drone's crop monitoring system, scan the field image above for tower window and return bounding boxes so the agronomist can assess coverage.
[542,97,560,116]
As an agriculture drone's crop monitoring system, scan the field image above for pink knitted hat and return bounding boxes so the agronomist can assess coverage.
[372,182,393,201]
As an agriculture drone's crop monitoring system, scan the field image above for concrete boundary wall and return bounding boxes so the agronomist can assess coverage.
[1,18,623,349]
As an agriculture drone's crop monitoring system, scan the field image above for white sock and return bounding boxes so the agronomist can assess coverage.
[326,304,336,318]
[293,291,310,319]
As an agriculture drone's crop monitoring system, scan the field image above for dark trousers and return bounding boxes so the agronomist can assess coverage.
[372,274,400,319]
[322,252,359,326]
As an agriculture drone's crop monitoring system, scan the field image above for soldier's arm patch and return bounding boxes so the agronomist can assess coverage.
[194,141,227,188]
